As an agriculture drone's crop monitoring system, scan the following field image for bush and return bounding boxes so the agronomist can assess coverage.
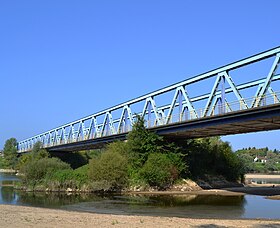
[21,157,71,186]
[88,150,128,191]
[140,152,181,189]
[47,165,89,190]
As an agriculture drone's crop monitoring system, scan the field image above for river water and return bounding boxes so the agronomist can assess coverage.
[1,173,280,219]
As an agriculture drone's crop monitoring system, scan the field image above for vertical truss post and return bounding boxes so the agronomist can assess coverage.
[82,121,86,140]
[71,125,76,142]
[147,101,151,127]
[63,127,67,143]
[219,75,225,114]
[124,108,128,132]
[178,90,183,121]
[105,116,109,136]
[184,106,189,120]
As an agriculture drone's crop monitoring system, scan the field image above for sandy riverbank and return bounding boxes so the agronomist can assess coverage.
[0,204,279,228]
[245,174,280,179]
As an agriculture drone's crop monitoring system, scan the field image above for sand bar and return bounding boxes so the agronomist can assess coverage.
[246,174,280,179]
[1,205,280,228]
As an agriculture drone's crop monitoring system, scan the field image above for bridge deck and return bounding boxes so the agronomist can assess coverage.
[44,103,280,152]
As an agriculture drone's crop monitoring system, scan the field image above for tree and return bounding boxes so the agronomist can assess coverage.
[127,115,162,154]
[3,138,18,169]
[140,152,182,189]
[88,149,129,191]
[31,141,49,160]
[186,137,244,181]
[126,115,163,167]
[17,141,49,171]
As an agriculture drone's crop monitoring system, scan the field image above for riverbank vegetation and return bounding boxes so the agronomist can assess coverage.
[2,116,245,192]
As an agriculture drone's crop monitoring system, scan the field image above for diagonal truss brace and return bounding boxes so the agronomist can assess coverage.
[166,86,197,124]
[117,105,133,133]
[203,71,248,117]
[88,117,99,139]
[142,97,161,127]
[252,53,280,107]
[100,112,115,136]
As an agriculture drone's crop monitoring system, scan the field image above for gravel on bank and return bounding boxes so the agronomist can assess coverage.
[0,204,280,228]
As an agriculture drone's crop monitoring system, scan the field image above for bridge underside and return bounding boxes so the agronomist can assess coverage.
[45,104,280,152]
[157,104,280,139]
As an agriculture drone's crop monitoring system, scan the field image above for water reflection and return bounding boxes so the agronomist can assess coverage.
[1,173,280,219]
[16,192,103,208]
[63,194,246,219]
[0,173,20,204]
[0,187,19,204]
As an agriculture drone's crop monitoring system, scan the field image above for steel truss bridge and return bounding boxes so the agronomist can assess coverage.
[18,47,280,152]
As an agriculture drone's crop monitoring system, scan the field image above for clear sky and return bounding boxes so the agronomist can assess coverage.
[0,1,279,151]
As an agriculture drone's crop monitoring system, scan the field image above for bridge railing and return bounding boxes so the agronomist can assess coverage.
[17,47,280,153]
[146,91,280,127]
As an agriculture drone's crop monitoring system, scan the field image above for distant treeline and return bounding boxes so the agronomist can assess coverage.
[236,147,280,173]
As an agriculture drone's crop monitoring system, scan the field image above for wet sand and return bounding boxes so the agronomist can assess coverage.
[223,185,280,196]
[1,204,279,228]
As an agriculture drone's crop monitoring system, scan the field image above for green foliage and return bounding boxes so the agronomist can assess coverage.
[17,142,49,172]
[21,157,71,186]
[127,115,163,165]
[31,142,50,160]
[47,165,89,189]
[237,153,255,173]
[0,156,9,169]
[88,149,128,190]
[51,151,89,169]
[3,138,18,169]
[186,137,244,181]
[140,152,183,189]
[237,147,280,173]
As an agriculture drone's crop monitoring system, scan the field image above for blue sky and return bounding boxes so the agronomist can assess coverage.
[0,1,280,150]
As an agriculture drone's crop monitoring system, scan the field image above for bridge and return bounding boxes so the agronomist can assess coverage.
[18,46,280,153]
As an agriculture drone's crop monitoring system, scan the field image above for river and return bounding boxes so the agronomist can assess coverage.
[0,173,280,219]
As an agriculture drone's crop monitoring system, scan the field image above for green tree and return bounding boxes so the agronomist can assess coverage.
[88,149,128,191]
[127,115,162,153]
[238,153,254,173]
[186,137,244,181]
[17,141,49,171]
[140,152,179,189]
[3,138,18,169]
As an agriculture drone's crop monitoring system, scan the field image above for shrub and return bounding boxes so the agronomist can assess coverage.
[21,157,71,186]
[88,150,128,190]
[140,152,181,189]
